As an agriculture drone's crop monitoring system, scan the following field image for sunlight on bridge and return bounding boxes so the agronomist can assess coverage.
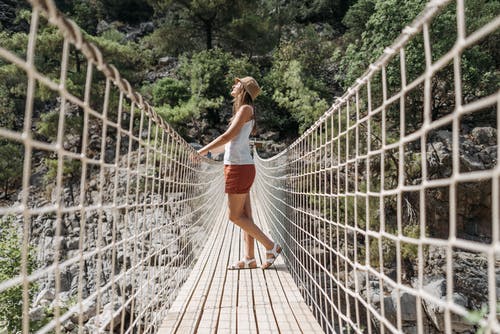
[0,0,499,333]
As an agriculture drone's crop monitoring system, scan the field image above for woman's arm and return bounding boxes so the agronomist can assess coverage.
[197,105,253,156]
[210,145,226,155]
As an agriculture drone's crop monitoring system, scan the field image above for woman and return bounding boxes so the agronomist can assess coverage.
[197,76,282,270]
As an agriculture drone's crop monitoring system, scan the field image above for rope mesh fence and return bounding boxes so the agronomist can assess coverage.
[0,0,499,333]
[0,0,224,333]
[254,0,499,333]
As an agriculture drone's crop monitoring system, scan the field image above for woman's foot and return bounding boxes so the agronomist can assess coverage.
[228,256,257,270]
[261,242,282,269]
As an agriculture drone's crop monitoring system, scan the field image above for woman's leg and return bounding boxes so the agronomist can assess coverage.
[228,193,273,251]
[243,194,255,258]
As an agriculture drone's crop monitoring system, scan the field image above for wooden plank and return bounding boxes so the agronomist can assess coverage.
[249,191,282,334]
[175,207,231,333]
[276,269,325,333]
[251,191,303,333]
[255,233,303,332]
[158,203,229,333]
[236,227,258,333]
[196,223,235,332]
[216,220,240,333]
[252,190,324,333]
[159,188,326,334]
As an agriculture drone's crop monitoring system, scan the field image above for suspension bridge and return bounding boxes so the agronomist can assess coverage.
[0,0,499,333]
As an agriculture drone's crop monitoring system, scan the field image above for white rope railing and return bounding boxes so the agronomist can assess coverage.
[0,0,224,333]
[255,0,499,333]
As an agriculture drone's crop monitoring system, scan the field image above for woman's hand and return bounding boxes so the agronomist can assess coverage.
[189,151,201,163]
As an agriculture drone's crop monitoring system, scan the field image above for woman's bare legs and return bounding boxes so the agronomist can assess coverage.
[228,193,281,268]
[243,195,255,259]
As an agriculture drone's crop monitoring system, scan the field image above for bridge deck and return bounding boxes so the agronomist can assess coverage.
[158,191,324,333]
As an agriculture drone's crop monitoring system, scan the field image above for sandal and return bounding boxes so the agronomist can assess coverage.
[228,257,257,270]
[261,242,282,269]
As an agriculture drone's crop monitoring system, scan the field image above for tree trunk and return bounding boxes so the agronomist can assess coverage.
[69,179,75,205]
[77,107,84,154]
[73,48,81,73]
[204,21,213,50]
[4,180,8,199]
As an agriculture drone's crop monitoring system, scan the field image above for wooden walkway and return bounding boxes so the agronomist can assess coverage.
[158,191,324,334]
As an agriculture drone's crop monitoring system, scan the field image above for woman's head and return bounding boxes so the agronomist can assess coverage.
[231,76,261,100]
[231,76,260,112]
[231,76,260,134]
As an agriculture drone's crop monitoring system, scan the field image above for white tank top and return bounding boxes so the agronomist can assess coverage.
[224,117,254,165]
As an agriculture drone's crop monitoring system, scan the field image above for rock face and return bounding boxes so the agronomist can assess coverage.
[294,127,494,334]
[426,127,496,240]
[20,150,210,333]
[422,277,473,333]
[96,20,155,42]
[0,0,29,32]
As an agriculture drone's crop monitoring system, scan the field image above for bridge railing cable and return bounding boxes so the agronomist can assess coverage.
[254,0,500,333]
[0,0,224,333]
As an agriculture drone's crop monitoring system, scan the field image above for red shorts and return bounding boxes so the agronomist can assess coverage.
[224,164,256,194]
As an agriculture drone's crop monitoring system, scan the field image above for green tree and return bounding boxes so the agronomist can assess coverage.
[0,216,36,333]
[152,77,190,107]
[0,141,23,199]
[100,0,154,24]
[267,60,328,133]
[336,0,499,129]
[153,49,263,139]
[341,0,375,43]
[54,0,104,34]
[145,0,280,56]
[288,0,355,30]
[337,0,427,87]
[147,0,243,51]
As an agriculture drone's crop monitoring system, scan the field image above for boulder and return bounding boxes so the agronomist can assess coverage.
[33,288,56,306]
[96,20,111,34]
[471,127,497,146]
[159,56,177,66]
[70,299,96,323]
[260,131,280,141]
[422,276,474,332]
[29,306,45,322]
[391,290,417,321]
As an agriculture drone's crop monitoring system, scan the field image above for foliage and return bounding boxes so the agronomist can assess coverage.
[336,0,427,88]
[284,0,355,29]
[43,158,82,185]
[0,216,36,333]
[341,0,375,43]
[156,95,223,125]
[87,33,154,86]
[221,10,278,56]
[401,224,422,261]
[275,24,337,98]
[2,0,498,147]
[466,303,500,334]
[151,49,267,138]
[336,0,499,126]
[100,0,154,24]
[152,77,190,107]
[99,28,126,43]
[141,18,200,57]
[147,0,245,51]
[54,0,103,34]
[267,59,328,133]
[0,64,25,130]
[0,141,23,198]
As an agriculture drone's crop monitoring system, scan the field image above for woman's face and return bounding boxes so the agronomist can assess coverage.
[231,81,244,97]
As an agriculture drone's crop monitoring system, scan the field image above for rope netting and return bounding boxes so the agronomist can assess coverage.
[254,0,499,333]
[0,0,223,333]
